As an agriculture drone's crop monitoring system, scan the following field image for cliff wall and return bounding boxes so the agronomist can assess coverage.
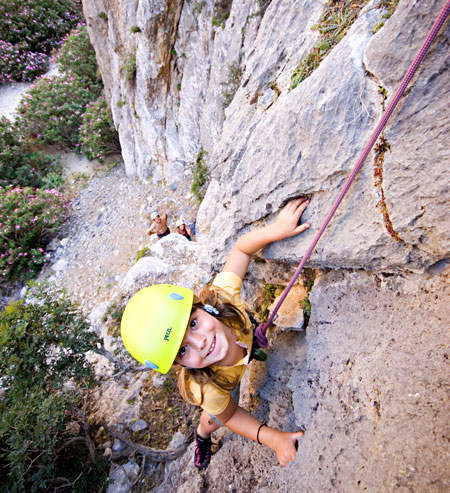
[83,0,449,273]
[81,1,450,491]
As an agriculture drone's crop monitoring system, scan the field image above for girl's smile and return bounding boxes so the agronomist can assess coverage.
[174,308,240,369]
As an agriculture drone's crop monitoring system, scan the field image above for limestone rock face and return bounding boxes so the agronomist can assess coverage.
[120,233,210,295]
[83,0,449,273]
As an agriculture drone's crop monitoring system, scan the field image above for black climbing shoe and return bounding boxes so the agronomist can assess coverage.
[194,432,212,470]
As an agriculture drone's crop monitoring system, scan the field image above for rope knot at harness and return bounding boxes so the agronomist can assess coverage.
[253,0,450,350]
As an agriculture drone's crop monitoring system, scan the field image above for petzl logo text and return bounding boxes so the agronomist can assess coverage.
[164,327,172,341]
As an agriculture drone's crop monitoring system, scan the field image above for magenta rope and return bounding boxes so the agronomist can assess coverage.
[255,0,450,348]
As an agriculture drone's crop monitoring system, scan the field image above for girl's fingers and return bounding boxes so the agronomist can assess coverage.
[295,223,310,234]
[296,199,309,213]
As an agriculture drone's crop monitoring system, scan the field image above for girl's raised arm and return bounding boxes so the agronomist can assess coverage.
[222,198,310,280]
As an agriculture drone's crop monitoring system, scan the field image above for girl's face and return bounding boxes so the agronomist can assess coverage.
[174,308,234,369]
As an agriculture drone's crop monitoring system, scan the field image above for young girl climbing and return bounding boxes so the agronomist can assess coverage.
[121,198,310,469]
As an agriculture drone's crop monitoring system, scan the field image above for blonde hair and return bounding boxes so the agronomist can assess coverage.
[172,283,250,406]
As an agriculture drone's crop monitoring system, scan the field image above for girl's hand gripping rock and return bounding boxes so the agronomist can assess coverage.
[273,198,310,241]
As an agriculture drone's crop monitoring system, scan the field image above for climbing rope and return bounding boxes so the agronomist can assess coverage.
[255,0,450,348]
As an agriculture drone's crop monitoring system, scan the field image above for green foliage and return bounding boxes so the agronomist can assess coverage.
[221,61,243,108]
[123,53,137,81]
[379,0,400,17]
[300,295,312,328]
[193,1,206,15]
[80,95,121,161]
[291,0,369,89]
[301,267,316,293]
[300,296,311,317]
[371,1,399,34]
[0,285,104,492]
[0,0,83,83]
[0,186,68,287]
[379,85,388,100]
[371,21,385,34]
[255,282,284,322]
[53,24,103,88]
[212,0,232,28]
[102,299,126,337]
[191,148,208,201]
[16,72,101,149]
[135,246,150,261]
[0,117,61,189]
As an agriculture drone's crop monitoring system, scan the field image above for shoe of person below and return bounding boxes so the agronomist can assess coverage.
[194,432,212,470]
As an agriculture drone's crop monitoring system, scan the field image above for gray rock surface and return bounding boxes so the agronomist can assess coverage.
[83,0,449,272]
[68,1,450,490]
[107,460,140,493]
[154,268,450,492]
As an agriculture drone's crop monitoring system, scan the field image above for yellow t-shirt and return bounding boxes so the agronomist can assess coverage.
[188,271,254,415]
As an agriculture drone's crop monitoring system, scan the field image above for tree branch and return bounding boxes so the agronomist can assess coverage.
[95,345,150,376]
[100,423,193,462]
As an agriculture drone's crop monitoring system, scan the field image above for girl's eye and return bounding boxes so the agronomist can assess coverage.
[190,319,197,329]
[179,346,186,357]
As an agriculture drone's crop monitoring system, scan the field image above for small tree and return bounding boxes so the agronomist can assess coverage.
[0,284,106,492]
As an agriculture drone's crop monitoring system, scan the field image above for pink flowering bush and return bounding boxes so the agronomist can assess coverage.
[0,186,69,286]
[53,24,102,89]
[0,0,82,83]
[16,72,101,149]
[80,95,121,161]
[0,116,61,188]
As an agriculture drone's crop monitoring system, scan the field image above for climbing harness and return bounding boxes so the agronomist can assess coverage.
[255,0,450,348]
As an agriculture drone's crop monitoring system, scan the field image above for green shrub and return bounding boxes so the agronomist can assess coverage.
[0,284,105,492]
[255,282,284,322]
[221,61,242,108]
[191,148,208,201]
[0,117,61,188]
[0,0,83,83]
[212,0,232,28]
[16,72,101,149]
[53,24,103,88]
[80,95,121,161]
[135,246,150,261]
[123,53,137,81]
[0,186,68,287]
[102,298,126,337]
[291,0,370,89]
[0,41,48,84]
[193,1,206,15]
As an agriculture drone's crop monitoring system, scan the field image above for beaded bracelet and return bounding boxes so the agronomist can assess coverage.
[256,423,267,445]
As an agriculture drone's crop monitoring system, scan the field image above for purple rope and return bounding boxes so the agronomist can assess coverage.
[255,0,450,348]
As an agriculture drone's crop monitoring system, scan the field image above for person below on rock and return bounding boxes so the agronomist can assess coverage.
[121,198,310,470]
[146,211,170,239]
[175,219,192,241]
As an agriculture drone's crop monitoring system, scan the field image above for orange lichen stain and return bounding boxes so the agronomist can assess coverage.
[374,137,403,242]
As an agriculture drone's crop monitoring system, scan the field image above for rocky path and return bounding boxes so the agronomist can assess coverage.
[44,160,199,313]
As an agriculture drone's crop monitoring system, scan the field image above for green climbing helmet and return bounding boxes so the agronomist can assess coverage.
[120,284,194,373]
